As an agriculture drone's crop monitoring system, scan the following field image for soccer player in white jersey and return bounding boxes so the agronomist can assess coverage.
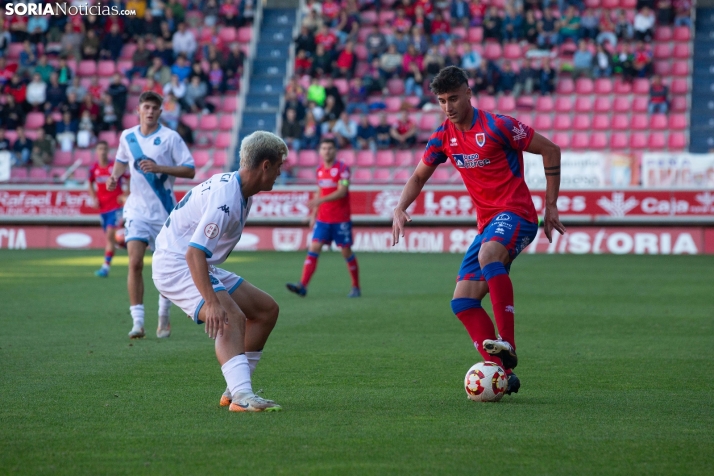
[107,91,196,339]
[152,131,286,412]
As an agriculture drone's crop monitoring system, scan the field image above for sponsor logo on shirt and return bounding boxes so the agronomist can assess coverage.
[453,154,490,169]
[450,137,458,146]
[495,227,505,234]
[512,123,528,141]
[494,213,511,222]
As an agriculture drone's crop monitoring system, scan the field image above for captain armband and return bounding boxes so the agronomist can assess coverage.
[339,179,350,186]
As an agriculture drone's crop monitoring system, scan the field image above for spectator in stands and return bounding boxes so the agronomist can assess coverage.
[33,55,53,83]
[0,27,10,58]
[172,22,197,60]
[308,99,325,122]
[633,41,653,78]
[593,44,613,78]
[27,13,47,45]
[379,45,403,80]
[356,115,376,153]
[346,78,369,114]
[147,57,172,86]
[163,73,187,105]
[11,126,32,166]
[597,10,618,47]
[60,23,82,60]
[4,74,27,112]
[634,7,656,42]
[171,55,192,82]
[99,93,119,131]
[26,73,47,110]
[208,61,224,94]
[469,0,486,27]
[184,76,210,113]
[513,59,539,97]
[615,10,634,41]
[295,50,313,77]
[335,42,357,79]
[307,77,326,107]
[539,59,556,95]
[18,40,36,76]
[559,6,581,45]
[364,27,387,63]
[497,60,518,95]
[521,9,538,45]
[220,0,242,27]
[31,128,55,169]
[648,75,669,114]
[0,58,17,89]
[390,111,416,149]
[472,61,496,96]
[483,6,503,43]
[410,25,429,55]
[281,108,304,152]
[613,42,636,81]
[60,91,81,121]
[301,110,321,150]
[461,43,482,78]
[375,113,392,149]
[42,114,56,138]
[444,44,462,69]
[65,77,86,104]
[107,74,128,121]
[390,31,410,55]
[161,92,181,130]
[502,4,523,43]
[9,13,29,44]
[100,24,124,61]
[152,37,175,67]
[77,111,96,149]
[335,10,360,45]
[393,9,413,35]
[56,111,78,152]
[537,8,558,49]
[203,0,220,27]
[311,43,333,77]
[125,38,151,80]
[0,128,9,153]
[333,111,358,149]
[295,26,316,56]
[80,94,100,131]
[322,95,341,124]
[363,58,386,94]
[284,91,307,122]
[451,0,470,26]
[57,57,73,86]
[572,40,594,79]
[430,11,451,45]
[580,8,600,41]
[315,25,338,54]
[42,73,65,113]
[405,61,424,98]
[81,29,101,61]
[188,61,209,86]
[302,9,323,34]
[674,0,693,27]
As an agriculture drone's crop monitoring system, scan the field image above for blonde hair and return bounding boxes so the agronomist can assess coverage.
[239,131,288,170]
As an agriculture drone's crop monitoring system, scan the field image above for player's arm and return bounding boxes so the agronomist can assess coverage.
[138,162,196,179]
[107,160,128,192]
[526,132,566,242]
[309,182,348,206]
[87,172,99,208]
[186,247,226,340]
[392,161,437,244]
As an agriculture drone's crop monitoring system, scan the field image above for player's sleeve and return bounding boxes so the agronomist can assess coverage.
[421,127,448,167]
[88,164,96,183]
[339,163,350,186]
[115,132,130,164]
[187,188,233,258]
[171,133,195,168]
[495,114,534,151]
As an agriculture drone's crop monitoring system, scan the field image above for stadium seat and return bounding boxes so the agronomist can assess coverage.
[218,27,237,43]
[649,114,668,130]
[613,96,630,113]
[11,167,28,180]
[50,167,68,179]
[193,150,210,167]
[123,115,139,128]
[536,96,554,113]
[553,114,572,131]
[337,150,356,166]
[518,112,534,128]
[376,150,395,167]
[654,61,671,76]
[296,168,316,181]
[632,79,650,95]
[356,151,375,167]
[352,169,372,182]
[592,114,610,131]
[237,27,252,42]
[385,97,402,112]
[653,44,672,59]
[613,80,632,95]
[286,150,297,168]
[395,150,414,166]
[97,61,116,77]
[556,78,575,95]
[199,114,219,131]
[419,114,440,132]
[574,97,592,113]
[593,97,611,113]
[333,79,349,95]
[594,78,613,95]
[77,60,97,76]
[468,27,484,43]
[73,167,89,182]
[478,95,496,111]
[7,43,23,59]
[393,168,411,183]
[496,95,516,113]
[298,150,319,167]
[387,79,405,96]
[373,168,392,182]
[74,150,93,165]
[670,78,689,95]
[181,113,199,130]
[54,151,74,166]
[575,78,594,95]
[29,167,48,181]
[571,132,589,150]
[218,96,238,113]
[361,11,377,25]
[25,112,44,129]
[354,43,368,61]
[589,132,608,150]
[671,96,688,112]
[611,114,630,130]
[668,114,687,130]
[573,114,591,131]
[552,133,570,149]
[655,26,673,42]
[629,132,648,149]
[378,11,395,24]
[672,61,690,77]
[554,97,573,113]
[534,114,553,131]
[673,27,691,42]
[668,132,687,150]
[503,44,522,59]
[648,132,666,150]
[431,169,450,183]
[484,42,502,60]
[632,97,649,113]
[610,132,629,150]
[98,131,119,148]
[126,95,140,111]
[630,114,648,130]
[673,44,690,59]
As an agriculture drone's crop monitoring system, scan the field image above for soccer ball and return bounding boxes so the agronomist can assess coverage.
[464,361,508,402]
[114,228,126,249]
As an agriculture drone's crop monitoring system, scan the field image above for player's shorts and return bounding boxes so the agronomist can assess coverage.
[457,211,538,282]
[99,208,122,232]
[312,220,353,247]
[124,218,164,250]
[152,260,244,324]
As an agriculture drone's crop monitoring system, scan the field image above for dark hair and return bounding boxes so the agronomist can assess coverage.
[96,140,109,148]
[319,137,337,148]
[429,66,469,95]
[139,91,163,107]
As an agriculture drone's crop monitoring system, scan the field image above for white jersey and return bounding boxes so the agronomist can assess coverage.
[116,124,195,225]
[154,172,252,268]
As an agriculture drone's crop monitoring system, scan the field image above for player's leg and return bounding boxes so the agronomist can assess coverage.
[127,239,148,338]
[287,222,328,296]
[96,211,117,277]
[336,222,360,297]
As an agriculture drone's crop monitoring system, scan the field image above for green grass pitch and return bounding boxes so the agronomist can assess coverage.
[1,249,713,475]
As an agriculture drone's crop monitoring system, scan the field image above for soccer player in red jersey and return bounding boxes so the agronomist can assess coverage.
[392,67,566,395]
[287,138,361,298]
[88,140,128,278]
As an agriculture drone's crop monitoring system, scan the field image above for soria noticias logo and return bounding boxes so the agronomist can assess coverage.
[5,3,136,16]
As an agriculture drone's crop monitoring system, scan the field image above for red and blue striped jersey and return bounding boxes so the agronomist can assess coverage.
[422,108,538,232]
[316,160,351,223]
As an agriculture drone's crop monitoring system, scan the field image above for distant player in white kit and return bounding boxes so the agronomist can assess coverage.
[107,91,196,339]
[152,131,286,412]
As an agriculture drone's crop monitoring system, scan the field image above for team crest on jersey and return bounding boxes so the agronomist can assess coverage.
[453,153,490,169]
[330,168,338,176]
[154,137,161,145]
[475,133,485,147]
[204,223,220,239]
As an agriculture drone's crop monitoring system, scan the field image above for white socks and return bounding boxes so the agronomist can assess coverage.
[130,304,145,329]
[158,295,171,328]
[245,350,262,376]
[221,354,253,397]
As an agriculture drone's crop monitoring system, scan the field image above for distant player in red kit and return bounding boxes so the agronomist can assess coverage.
[392,67,566,395]
[88,140,128,277]
[287,138,361,298]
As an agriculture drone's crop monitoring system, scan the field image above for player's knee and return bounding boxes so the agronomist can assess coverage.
[265,299,279,324]
[128,255,143,272]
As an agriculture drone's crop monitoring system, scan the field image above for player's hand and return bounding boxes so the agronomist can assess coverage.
[106,175,118,191]
[118,195,127,205]
[543,204,566,243]
[307,197,321,210]
[308,215,316,230]
[392,208,412,245]
[91,197,99,209]
[203,301,227,340]
[138,160,161,174]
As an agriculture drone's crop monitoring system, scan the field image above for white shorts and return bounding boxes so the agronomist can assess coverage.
[152,259,243,324]
[125,218,164,250]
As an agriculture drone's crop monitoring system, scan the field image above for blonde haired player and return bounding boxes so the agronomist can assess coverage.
[107,91,196,339]
[152,131,287,412]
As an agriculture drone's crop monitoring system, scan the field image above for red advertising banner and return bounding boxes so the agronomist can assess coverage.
[1,187,713,222]
[1,225,710,255]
